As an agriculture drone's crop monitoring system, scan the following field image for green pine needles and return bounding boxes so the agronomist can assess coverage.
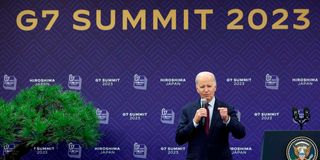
[0,85,100,159]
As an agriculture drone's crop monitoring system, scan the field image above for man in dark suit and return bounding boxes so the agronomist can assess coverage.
[175,71,246,160]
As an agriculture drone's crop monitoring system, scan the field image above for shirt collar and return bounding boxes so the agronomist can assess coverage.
[208,97,216,107]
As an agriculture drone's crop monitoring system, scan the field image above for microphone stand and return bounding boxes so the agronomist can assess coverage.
[293,108,310,131]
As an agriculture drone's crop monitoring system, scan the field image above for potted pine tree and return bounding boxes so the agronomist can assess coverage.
[0,85,100,160]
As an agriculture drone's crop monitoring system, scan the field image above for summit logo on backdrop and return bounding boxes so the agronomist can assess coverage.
[133,142,147,159]
[68,143,82,158]
[96,108,109,124]
[3,144,15,156]
[265,74,279,90]
[161,108,175,124]
[133,74,147,90]
[3,75,17,90]
[68,74,82,90]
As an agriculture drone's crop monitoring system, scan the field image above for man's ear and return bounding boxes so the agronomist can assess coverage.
[195,85,200,94]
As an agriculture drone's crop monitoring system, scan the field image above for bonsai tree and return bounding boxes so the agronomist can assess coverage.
[0,85,100,160]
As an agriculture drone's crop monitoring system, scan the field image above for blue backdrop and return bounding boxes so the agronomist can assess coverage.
[1,0,320,159]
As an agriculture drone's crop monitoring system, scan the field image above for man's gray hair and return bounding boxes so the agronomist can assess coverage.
[195,71,217,85]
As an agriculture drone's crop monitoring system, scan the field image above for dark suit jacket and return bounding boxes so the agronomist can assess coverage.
[175,98,246,160]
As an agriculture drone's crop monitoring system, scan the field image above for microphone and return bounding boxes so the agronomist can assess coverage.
[200,98,208,126]
[292,107,299,122]
[303,107,310,122]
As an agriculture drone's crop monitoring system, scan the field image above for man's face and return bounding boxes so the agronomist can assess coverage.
[196,75,216,102]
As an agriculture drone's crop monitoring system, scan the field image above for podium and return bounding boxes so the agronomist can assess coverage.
[261,131,320,160]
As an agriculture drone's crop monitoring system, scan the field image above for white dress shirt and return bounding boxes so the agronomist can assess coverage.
[193,97,230,127]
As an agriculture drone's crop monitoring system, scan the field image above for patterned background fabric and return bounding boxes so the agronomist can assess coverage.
[1,1,320,159]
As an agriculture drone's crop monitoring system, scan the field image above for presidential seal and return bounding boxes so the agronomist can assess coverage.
[286,136,318,160]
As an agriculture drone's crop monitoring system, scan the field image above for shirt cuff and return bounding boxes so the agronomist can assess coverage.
[223,116,231,125]
[193,120,199,127]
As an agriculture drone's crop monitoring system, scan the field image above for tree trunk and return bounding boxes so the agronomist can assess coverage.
[3,142,33,160]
